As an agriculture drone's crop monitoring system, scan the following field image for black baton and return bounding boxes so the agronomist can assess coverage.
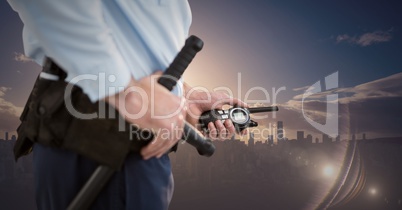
[67,35,215,210]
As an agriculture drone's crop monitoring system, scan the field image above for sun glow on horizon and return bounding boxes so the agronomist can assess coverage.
[323,165,336,178]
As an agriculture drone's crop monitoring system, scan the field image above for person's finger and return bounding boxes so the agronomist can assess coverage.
[208,122,218,139]
[155,142,173,158]
[175,111,186,141]
[135,138,163,159]
[143,133,177,159]
[224,119,236,137]
[141,125,175,159]
[215,120,227,139]
[142,113,185,159]
[230,97,248,108]
[212,97,248,110]
[240,128,248,136]
[156,115,185,158]
[141,136,166,159]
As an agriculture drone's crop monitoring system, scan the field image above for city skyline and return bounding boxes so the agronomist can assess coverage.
[236,118,377,145]
[0,131,17,141]
[0,119,379,145]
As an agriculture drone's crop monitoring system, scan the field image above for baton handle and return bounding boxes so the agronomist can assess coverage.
[183,123,215,156]
[158,35,215,157]
[67,35,214,210]
[158,35,204,91]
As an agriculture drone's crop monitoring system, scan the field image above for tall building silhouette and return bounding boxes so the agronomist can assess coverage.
[5,132,9,141]
[248,132,255,147]
[277,121,284,141]
[268,135,274,145]
[322,134,331,143]
[297,131,304,141]
[306,134,313,143]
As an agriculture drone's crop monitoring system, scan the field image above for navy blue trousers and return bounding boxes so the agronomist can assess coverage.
[33,143,174,210]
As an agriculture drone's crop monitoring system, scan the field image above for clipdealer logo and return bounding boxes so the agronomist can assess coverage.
[302,72,339,138]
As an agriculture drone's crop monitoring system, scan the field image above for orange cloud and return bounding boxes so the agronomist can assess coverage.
[0,87,23,132]
[336,30,392,47]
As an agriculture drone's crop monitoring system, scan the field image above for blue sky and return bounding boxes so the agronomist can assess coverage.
[1,0,402,139]
[187,0,402,87]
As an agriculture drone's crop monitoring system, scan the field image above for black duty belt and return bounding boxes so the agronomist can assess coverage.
[14,58,175,170]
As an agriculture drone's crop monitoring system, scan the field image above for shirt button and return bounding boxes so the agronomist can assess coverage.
[38,106,46,115]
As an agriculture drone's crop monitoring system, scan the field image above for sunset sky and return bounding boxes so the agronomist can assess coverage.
[1,0,402,140]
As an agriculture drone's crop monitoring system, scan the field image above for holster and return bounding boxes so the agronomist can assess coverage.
[14,59,163,170]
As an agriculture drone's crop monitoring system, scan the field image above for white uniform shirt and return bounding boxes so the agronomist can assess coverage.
[8,0,192,101]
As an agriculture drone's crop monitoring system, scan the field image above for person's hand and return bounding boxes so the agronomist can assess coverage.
[184,85,248,140]
[105,71,186,160]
